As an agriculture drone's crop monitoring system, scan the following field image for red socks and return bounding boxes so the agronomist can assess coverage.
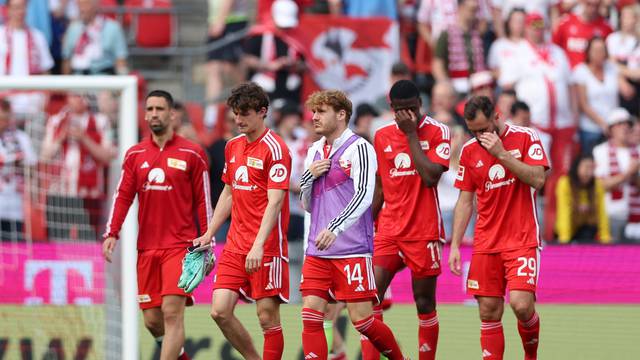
[353,315,404,360]
[302,308,328,360]
[360,304,383,360]
[480,320,505,360]
[518,312,540,360]
[418,311,439,360]
[262,325,284,360]
[177,349,190,360]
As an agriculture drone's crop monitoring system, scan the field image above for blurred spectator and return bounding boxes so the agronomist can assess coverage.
[433,0,488,95]
[415,0,490,81]
[572,36,619,154]
[609,4,640,116]
[329,0,398,19]
[605,4,638,64]
[50,0,79,73]
[205,0,249,105]
[468,70,495,99]
[274,103,307,242]
[553,0,613,68]
[429,81,465,128]
[417,0,491,47]
[495,88,516,118]
[352,102,378,142]
[491,0,560,37]
[49,0,79,20]
[625,119,640,242]
[40,93,116,241]
[207,107,237,241]
[555,153,611,243]
[488,8,527,83]
[0,98,36,241]
[593,108,638,242]
[453,70,495,120]
[509,100,552,155]
[62,0,128,75]
[0,0,53,115]
[372,61,412,116]
[172,101,200,145]
[500,12,576,241]
[244,0,305,103]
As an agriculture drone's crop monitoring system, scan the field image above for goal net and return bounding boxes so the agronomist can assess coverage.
[0,76,138,360]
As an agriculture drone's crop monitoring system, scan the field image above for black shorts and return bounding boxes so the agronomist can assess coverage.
[207,21,248,62]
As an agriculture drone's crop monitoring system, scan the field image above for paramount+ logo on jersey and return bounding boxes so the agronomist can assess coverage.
[484,164,515,192]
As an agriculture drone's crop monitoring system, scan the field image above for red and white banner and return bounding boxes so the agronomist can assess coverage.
[288,15,399,106]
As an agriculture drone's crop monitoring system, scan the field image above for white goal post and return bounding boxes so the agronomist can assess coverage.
[0,76,139,360]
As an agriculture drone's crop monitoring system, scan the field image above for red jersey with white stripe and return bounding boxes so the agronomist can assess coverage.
[104,135,212,250]
[222,129,291,259]
[552,13,612,68]
[454,124,550,253]
[374,116,451,241]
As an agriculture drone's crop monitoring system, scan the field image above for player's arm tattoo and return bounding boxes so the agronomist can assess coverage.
[497,151,547,190]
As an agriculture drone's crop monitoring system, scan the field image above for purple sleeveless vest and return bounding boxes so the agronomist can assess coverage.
[307,135,374,257]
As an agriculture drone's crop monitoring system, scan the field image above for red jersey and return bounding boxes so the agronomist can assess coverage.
[552,13,612,68]
[374,116,451,241]
[222,129,291,259]
[105,135,212,250]
[454,124,550,253]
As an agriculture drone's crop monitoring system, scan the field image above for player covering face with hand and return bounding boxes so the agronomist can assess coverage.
[299,90,406,360]
[364,80,450,360]
[192,82,291,360]
[450,96,548,360]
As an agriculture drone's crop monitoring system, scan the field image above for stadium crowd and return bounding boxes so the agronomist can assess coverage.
[2,0,640,246]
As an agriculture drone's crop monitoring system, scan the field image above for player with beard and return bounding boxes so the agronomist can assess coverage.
[103,90,211,360]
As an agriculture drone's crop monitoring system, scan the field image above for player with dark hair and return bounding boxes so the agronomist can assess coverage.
[193,82,291,360]
[103,90,211,360]
[299,90,405,360]
[363,79,451,360]
[450,95,548,360]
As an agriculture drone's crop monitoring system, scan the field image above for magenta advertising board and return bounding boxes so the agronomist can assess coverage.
[1,244,639,305]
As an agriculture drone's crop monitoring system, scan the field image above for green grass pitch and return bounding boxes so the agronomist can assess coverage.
[140,304,639,359]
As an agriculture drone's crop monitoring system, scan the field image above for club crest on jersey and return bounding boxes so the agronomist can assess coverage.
[143,168,173,191]
[390,153,416,177]
[269,164,288,183]
[247,157,264,169]
[339,158,352,175]
[509,149,522,159]
[167,158,187,171]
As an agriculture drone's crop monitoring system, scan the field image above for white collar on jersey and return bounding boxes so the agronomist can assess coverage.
[313,128,355,159]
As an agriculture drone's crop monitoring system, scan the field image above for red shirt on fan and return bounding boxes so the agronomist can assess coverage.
[552,13,612,68]
[374,116,451,241]
[222,129,291,259]
[104,135,211,250]
[455,124,549,253]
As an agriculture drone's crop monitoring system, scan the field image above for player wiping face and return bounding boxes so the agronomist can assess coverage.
[466,111,502,152]
[390,96,424,136]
